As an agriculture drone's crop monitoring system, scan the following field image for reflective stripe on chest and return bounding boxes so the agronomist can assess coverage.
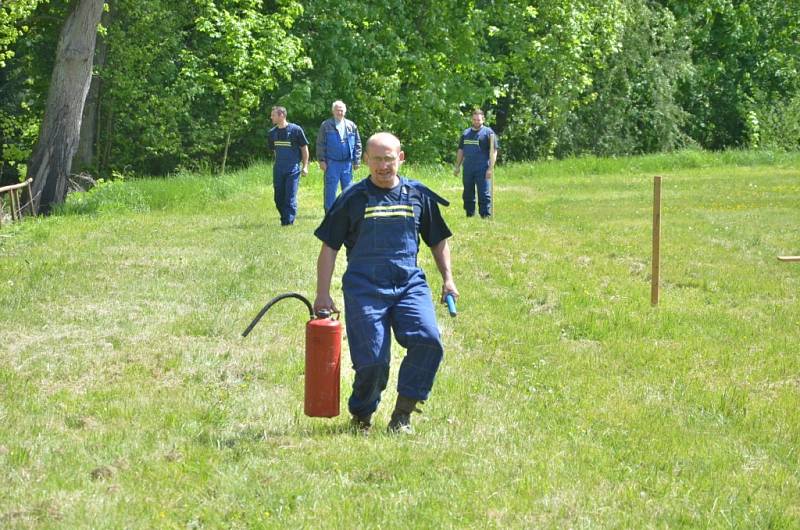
[363,184,414,219]
[364,204,414,219]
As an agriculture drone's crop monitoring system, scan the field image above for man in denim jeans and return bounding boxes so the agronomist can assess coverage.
[316,101,362,212]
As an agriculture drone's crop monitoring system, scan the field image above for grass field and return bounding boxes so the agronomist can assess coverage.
[1,150,799,528]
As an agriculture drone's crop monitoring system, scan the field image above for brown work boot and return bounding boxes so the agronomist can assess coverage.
[387,395,422,434]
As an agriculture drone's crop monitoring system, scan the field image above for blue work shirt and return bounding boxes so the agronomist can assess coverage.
[314,177,452,260]
[459,125,499,172]
[316,118,362,163]
[268,123,309,171]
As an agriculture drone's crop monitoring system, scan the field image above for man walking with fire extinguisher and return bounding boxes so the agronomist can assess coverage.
[313,132,458,434]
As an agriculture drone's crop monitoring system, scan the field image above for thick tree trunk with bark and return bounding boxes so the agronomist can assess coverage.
[73,8,110,173]
[28,0,104,214]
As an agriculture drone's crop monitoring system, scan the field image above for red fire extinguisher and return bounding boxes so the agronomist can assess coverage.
[242,293,341,418]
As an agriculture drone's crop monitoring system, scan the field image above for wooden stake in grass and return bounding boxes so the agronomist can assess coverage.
[10,185,19,220]
[651,175,662,306]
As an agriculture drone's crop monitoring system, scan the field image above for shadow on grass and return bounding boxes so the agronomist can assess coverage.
[209,213,323,232]
[210,222,270,232]
[194,419,363,449]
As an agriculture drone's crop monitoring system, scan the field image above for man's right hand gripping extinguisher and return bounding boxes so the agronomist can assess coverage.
[242,293,341,418]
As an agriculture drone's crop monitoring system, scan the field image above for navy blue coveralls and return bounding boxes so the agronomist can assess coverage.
[316,118,362,211]
[268,123,309,225]
[314,177,452,417]
[459,125,498,217]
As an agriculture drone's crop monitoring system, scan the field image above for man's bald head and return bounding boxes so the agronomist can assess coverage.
[366,132,402,154]
[365,132,405,189]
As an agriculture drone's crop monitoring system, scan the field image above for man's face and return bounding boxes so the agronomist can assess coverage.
[332,103,346,121]
[471,113,484,130]
[366,140,404,188]
[270,110,283,125]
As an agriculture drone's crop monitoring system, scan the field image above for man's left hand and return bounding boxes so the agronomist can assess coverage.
[485,168,493,179]
[441,281,459,304]
[301,166,309,177]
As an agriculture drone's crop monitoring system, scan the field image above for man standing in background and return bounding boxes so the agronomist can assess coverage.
[316,100,362,212]
[268,106,309,226]
[453,109,498,218]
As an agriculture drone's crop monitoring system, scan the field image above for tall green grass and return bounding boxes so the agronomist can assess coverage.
[1,150,799,528]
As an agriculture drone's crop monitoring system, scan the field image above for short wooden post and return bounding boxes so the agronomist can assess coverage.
[10,187,18,220]
[651,176,662,306]
[25,178,36,216]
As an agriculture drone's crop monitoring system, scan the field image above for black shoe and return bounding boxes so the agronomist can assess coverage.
[350,414,372,433]
[387,395,422,434]
[387,412,412,434]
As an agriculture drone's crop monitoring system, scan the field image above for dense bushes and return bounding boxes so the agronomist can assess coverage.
[1,0,798,178]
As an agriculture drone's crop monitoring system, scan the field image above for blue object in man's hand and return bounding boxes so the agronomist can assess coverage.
[445,293,457,317]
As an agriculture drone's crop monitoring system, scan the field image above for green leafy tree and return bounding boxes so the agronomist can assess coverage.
[281,0,493,162]
[482,0,627,160]
[665,0,800,149]
[0,0,45,67]
[6,0,800,179]
[180,0,307,173]
[564,0,692,156]
[0,0,49,184]
[95,0,305,175]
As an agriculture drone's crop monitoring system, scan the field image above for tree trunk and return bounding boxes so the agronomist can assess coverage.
[101,105,114,173]
[28,0,105,214]
[221,131,231,175]
[72,8,110,174]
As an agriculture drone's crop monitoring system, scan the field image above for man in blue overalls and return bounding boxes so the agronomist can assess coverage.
[453,108,499,218]
[267,106,309,226]
[314,132,459,433]
[316,100,362,212]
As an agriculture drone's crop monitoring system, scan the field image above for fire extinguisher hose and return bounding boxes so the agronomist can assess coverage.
[241,292,315,337]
